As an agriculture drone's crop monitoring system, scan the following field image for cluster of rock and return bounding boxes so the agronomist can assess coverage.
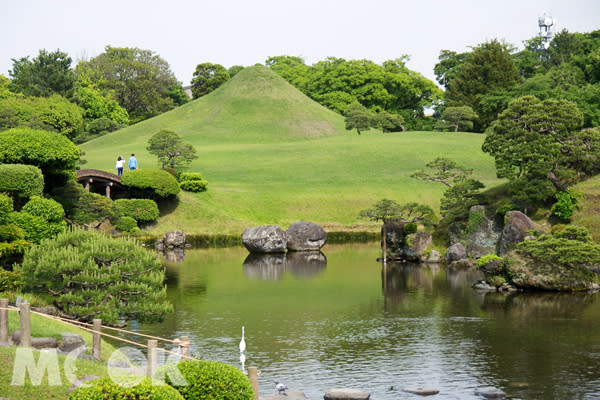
[382,222,439,263]
[155,230,187,251]
[242,222,327,253]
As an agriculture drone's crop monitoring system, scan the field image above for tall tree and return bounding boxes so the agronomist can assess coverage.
[191,63,230,98]
[146,129,198,169]
[445,39,522,131]
[9,49,75,98]
[76,46,182,122]
[433,50,470,89]
[411,157,473,187]
[482,95,599,207]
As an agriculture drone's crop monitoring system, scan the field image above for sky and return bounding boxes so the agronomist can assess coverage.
[1,0,599,86]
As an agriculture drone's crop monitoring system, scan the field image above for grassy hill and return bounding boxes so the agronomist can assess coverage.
[80,66,504,235]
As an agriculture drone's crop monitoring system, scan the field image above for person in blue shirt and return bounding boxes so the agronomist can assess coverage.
[128,154,138,170]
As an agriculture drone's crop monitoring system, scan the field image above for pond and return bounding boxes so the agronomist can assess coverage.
[134,243,600,399]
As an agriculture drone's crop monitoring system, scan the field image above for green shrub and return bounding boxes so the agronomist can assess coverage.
[70,191,118,225]
[86,117,124,135]
[403,222,418,235]
[22,196,65,222]
[179,172,204,182]
[7,211,65,243]
[116,216,138,232]
[0,193,12,223]
[476,254,503,268]
[121,169,180,199]
[69,377,184,400]
[0,269,23,292]
[115,198,159,223]
[180,179,208,192]
[0,240,31,265]
[495,203,520,216]
[16,228,173,324]
[161,360,253,400]
[551,190,577,222]
[0,164,44,199]
[0,224,25,242]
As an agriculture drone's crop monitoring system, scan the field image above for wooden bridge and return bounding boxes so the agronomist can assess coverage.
[76,169,124,198]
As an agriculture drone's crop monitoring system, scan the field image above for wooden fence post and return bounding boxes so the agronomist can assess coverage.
[19,301,31,347]
[93,319,102,361]
[147,340,157,377]
[0,298,8,344]
[248,366,259,400]
[180,335,190,359]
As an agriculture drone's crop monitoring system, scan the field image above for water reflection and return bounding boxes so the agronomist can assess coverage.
[140,244,600,400]
[243,252,327,280]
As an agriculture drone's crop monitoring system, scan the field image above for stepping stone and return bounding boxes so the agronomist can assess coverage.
[403,387,440,396]
[324,388,370,400]
[475,386,506,398]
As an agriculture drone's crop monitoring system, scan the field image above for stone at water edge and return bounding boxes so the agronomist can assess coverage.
[323,388,370,400]
[445,243,466,262]
[474,386,506,398]
[242,225,287,253]
[286,221,327,251]
[164,230,186,248]
[402,387,440,396]
[59,333,87,353]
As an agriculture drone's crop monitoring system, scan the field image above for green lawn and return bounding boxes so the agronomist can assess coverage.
[80,66,504,235]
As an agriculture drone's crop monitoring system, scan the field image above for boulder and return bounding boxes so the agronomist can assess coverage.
[448,258,476,269]
[286,221,327,251]
[498,211,538,255]
[445,243,466,262]
[59,333,87,353]
[403,232,432,261]
[242,225,287,253]
[382,221,405,255]
[466,205,502,258]
[163,230,186,248]
[474,387,506,398]
[402,387,440,396]
[324,388,370,400]
[423,250,441,264]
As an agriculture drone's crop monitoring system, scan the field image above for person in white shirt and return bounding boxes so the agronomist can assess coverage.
[116,155,125,176]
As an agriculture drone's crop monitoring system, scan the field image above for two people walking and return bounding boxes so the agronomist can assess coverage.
[116,154,138,176]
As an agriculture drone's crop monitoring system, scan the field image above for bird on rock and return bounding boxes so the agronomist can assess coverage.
[275,381,288,395]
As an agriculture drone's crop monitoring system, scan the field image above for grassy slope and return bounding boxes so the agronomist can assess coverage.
[81,66,503,235]
[572,175,600,241]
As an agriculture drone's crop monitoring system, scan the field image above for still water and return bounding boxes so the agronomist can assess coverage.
[136,243,600,399]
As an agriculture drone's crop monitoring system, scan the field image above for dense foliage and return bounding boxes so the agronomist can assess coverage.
[76,46,184,122]
[114,198,159,223]
[22,196,65,222]
[179,172,208,192]
[482,95,599,207]
[70,190,118,225]
[72,84,129,125]
[0,193,13,222]
[69,377,184,400]
[161,360,254,400]
[8,49,75,98]
[115,216,138,233]
[191,63,230,98]
[0,94,84,138]
[435,106,478,132]
[121,169,180,199]
[17,229,173,323]
[6,211,65,243]
[146,129,198,169]
[266,56,442,121]
[0,164,44,200]
[359,199,435,224]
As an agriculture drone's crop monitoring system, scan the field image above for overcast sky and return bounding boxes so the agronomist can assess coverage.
[2,0,598,86]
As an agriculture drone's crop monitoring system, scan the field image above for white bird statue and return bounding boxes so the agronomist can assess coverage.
[239,326,246,354]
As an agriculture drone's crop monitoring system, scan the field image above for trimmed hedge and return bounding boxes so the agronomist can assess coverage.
[69,377,184,400]
[0,128,80,170]
[7,211,66,243]
[180,179,208,192]
[22,196,65,222]
[179,172,204,182]
[121,169,180,199]
[0,224,25,242]
[115,198,159,223]
[161,360,253,400]
[71,191,118,225]
[0,164,44,199]
[116,216,138,232]
[0,193,12,223]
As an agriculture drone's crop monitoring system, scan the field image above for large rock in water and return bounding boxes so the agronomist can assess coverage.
[242,225,287,253]
[497,211,538,255]
[403,232,432,261]
[164,230,186,248]
[466,205,502,258]
[286,221,327,251]
[324,388,370,400]
[445,243,466,262]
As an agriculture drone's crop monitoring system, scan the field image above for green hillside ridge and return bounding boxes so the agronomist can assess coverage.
[80,65,504,235]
